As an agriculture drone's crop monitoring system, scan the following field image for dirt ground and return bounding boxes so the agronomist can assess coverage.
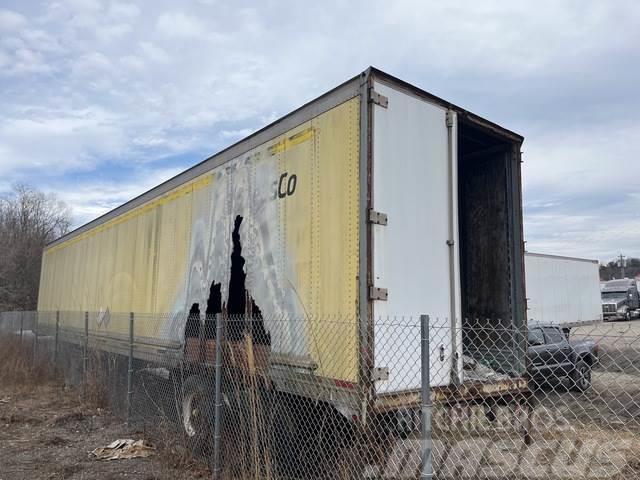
[0,383,208,480]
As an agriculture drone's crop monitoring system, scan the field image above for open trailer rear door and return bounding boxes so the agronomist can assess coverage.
[370,77,463,393]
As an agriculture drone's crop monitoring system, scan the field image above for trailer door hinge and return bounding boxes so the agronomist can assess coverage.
[369,88,389,108]
[369,287,388,301]
[372,367,389,382]
[368,209,388,226]
[445,110,454,127]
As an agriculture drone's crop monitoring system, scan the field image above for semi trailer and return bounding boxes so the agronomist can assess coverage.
[525,252,602,328]
[37,67,528,447]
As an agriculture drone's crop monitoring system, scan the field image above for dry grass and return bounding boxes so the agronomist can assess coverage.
[0,333,209,479]
[146,416,210,476]
[214,333,286,479]
[83,351,113,410]
[0,334,56,387]
[0,332,362,479]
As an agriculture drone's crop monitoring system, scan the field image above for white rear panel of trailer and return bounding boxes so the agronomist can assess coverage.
[371,81,462,392]
[525,252,602,326]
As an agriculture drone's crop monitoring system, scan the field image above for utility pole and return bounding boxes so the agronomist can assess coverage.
[617,254,627,279]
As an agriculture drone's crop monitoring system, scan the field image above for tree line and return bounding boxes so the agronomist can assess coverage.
[600,257,640,281]
[0,184,71,311]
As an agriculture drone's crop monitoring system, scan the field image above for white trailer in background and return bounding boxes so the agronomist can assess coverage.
[525,252,602,327]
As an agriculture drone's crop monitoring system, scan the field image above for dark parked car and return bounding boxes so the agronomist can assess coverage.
[527,325,598,391]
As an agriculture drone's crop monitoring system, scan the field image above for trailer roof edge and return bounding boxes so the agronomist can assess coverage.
[525,251,599,264]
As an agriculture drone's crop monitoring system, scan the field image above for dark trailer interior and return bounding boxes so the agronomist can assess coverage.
[457,116,526,376]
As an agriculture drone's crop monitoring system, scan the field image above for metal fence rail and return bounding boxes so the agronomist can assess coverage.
[1,310,639,479]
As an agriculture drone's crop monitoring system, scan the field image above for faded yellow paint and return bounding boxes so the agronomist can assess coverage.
[269,98,360,381]
[45,175,212,255]
[268,127,315,155]
[39,176,213,318]
[38,97,361,383]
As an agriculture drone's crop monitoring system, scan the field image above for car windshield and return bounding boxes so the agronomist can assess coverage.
[602,291,627,299]
[528,328,545,345]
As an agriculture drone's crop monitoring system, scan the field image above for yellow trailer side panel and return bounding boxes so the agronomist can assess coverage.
[38,97,360,382]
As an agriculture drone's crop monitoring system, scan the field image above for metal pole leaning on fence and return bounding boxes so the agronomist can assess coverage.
[54,311,60,368]
[127,312,134,425]
[83,311,89,399]
[32,312,39,367]
[421,314,433,480]
[212,313,224,480]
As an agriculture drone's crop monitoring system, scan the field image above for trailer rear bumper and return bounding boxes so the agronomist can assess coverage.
[372,376,529,413]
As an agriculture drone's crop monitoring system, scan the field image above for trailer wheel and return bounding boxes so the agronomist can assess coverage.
[272,394,306,476]
[570,360,591,392]
[272,393,352,478]
[181,375,213,453]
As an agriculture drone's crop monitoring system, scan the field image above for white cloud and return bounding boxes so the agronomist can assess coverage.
[525,210,640,262]
[21,28,64,53]
[95,22,132,42]
[107,3,140,21]
[2,47,54,75]
[53,166,184,227]
[0,50,9,68]
[156,11,206,38]
[119,54,145,70]
[220,128,254,139]
[138,41,170,63]
[0,106,126,175]
[72,51,113,76]
[0,9,27,30]
[523,124,640,195]
[1,35,25,50]
[65,0,103,13]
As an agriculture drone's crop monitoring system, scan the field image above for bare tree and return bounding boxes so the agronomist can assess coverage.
[600,258,640,281]
[0,184,71,311]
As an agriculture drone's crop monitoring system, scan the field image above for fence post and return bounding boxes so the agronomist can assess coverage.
[33,312,39,367]
[83,311,89,399]
[54,311,60,368]
[127,312,134,426]
[420,314,433,480]
[212,313,223,479]
[19,311,24,344]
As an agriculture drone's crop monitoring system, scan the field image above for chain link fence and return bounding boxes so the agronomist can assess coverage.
[1,310,639,479]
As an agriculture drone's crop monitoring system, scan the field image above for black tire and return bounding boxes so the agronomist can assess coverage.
[272,394,352,478]
[181,375,214,454]
[570,360,591,392]
[527,376,544,391]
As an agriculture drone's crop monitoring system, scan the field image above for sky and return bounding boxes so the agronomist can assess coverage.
[0,0,639,263]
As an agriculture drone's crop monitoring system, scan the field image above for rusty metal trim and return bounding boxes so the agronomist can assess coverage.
[368,287,388,301]
[372,377,530,412]
[369,87,389,108]
[367,209,388,226]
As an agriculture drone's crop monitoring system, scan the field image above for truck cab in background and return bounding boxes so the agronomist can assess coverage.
[601,279,640,321]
